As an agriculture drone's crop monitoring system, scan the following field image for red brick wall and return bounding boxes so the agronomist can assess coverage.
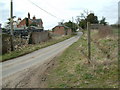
[53,26,65,35]
[17,19,32,28]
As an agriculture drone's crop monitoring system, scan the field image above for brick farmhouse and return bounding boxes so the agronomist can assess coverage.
[52,24,72,35]
[17,13,43,29]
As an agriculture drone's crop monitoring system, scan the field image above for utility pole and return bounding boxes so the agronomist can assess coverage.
[10,0,14,51]
[72,17,74,32]
[87,22,91,63]
[10,0,13,35]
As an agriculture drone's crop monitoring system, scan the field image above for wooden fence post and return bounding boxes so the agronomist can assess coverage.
[87,22,91,63]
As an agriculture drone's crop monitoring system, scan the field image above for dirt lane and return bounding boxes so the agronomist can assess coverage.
[2,55,59,88]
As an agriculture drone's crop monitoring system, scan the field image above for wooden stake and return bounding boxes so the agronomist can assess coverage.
[87,22,91,63]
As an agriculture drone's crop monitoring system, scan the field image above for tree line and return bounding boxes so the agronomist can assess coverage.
[64,11,108,32]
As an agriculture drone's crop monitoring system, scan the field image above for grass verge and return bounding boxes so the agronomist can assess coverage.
[1,35,74,62]
[45,30,118,88]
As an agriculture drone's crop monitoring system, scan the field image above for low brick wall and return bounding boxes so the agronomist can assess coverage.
[2,34,12,54]
[29,31,51,44]
[2,34,29,54]
[2,31,51,54]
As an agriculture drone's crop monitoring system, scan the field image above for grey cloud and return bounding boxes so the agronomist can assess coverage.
[98,1,118,24]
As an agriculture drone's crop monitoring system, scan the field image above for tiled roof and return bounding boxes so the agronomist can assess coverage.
[53,24,70,29]
[30,19,42,23]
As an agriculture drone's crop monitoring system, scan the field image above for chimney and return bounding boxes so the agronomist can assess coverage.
[18,18,21,20]
[33,16,36,20]
[28,12,30,19]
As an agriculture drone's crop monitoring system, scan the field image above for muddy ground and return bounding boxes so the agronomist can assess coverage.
[2,53,60,88]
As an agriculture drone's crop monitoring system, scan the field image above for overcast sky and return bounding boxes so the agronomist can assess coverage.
[0,0,119,29]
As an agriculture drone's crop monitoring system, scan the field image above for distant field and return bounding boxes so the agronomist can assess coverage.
[44,30,118,88]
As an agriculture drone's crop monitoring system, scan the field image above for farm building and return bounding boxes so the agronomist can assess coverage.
[52,23,72,35]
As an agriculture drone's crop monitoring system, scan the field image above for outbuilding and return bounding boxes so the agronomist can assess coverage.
[52,24,72,35]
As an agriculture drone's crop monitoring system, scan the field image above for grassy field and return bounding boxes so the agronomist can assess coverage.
[1,35,74,62]
[45,29,118,88]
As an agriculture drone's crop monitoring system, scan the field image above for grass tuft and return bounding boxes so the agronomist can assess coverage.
[45,29,118,88]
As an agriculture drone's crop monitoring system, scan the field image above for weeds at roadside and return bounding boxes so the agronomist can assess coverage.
[45,28,118,88]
